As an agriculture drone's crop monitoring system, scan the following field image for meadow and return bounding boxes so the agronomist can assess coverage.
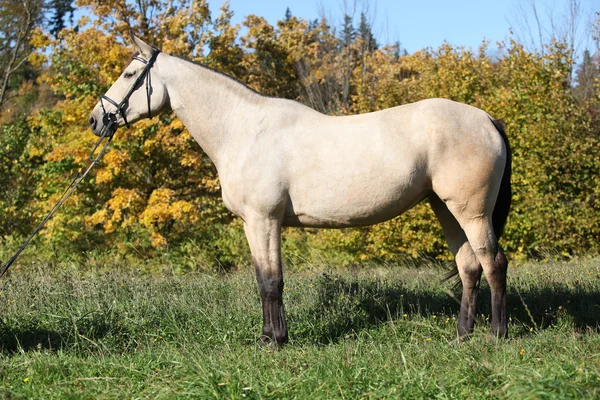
[0,256,598,399]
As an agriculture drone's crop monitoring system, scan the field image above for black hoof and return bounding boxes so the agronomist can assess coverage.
[257,334,287,349]
[491,328,508,339]
[458,332,473,342]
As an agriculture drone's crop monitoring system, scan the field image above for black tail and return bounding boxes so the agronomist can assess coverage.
[490,118,512,240]
[443,118,512,285]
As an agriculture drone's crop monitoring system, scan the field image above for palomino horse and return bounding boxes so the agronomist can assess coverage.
[89,35,512,345]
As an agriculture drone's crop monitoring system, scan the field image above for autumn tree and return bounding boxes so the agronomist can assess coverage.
[0,0,598,267]
[0,0,44,114]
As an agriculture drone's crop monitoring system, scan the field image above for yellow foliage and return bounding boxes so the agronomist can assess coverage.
[8,1,598,266]
[150,231,168,248]
[86,188,145,234]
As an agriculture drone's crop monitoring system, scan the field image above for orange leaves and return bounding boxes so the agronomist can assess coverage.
[179,149,200,168]
[149,231,167,248]
[85,184,202,249]
[142,118,191,156]
[141,188,198,227]
[28,27,50,67]
[140,188,177,226]
[44,27,130,98]
[139,188,199,248]
[96,149,130,184]
[29,26,51,49]
[87,188,144,234]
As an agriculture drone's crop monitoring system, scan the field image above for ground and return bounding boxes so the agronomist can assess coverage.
[0,257,598,398]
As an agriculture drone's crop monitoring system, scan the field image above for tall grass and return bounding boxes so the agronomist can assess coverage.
[0,257,599,398]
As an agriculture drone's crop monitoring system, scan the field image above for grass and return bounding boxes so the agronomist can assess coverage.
[0,257,599,398]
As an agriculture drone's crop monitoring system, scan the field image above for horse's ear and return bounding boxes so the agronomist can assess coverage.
[129,31,153,57]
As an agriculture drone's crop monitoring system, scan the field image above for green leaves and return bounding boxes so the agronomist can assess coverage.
[1,2,599,266]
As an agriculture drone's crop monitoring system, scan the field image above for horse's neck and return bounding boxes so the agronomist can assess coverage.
[158,54,266,169]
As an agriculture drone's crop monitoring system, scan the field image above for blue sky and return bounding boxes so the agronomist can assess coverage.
[220,0,598,59]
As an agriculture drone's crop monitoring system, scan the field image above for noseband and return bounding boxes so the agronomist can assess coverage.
[99,48,161,134]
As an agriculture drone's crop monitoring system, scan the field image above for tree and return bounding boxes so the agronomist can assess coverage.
[340,14,355,47]
[573,49,598,101]
[508,0,598,78]
[339,14,356,110]
[357,12,377,54]
[1,0,599,266]
[593,12,599,43]
[47,0,75,38]
[0,0,44,112]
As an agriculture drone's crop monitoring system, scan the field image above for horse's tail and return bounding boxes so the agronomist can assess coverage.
[491,118,512,240]
[444,118,511,286]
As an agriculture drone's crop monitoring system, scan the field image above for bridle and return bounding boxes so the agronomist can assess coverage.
[99,48,161,134]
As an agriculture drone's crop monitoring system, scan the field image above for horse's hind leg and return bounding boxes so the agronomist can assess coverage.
[446,205,509,338]
[430,195,482,337]
[244,216,288,346]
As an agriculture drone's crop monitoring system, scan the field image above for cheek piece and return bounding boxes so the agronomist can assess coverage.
[99,49,161,136]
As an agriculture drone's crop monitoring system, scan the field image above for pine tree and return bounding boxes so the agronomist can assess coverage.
[340,14,355,48]
[574,49,598,101]
[358,12,377,53]
[48,0,75,38]
[308,18,320,32]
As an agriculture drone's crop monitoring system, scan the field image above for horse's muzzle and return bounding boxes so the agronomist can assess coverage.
[89,110,117,138]
[89,115,98,131]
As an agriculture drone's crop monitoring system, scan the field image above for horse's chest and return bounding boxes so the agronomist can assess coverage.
[219,172,287,220]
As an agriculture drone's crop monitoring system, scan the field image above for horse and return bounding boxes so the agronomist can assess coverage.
[89,34,512,346]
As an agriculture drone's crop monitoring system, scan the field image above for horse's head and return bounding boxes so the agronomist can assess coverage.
[88,34,169,137]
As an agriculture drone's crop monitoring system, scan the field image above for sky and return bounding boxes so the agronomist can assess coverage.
[219,0,598,59]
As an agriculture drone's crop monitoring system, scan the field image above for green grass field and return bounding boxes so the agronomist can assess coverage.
[0,257,599,399]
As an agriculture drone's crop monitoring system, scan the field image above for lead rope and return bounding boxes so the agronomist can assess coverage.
[0,124,114,279]
[0,48,160,279]
[0,49,160,278]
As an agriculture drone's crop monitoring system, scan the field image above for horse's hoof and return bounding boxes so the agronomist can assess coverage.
[257,334,287,349]
[491,330,508,340]
[457,333,473,343]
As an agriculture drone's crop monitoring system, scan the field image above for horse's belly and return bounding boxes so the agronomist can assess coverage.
[283,179,429,228]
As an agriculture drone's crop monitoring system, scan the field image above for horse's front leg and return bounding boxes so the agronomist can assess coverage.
[244,216,288,347]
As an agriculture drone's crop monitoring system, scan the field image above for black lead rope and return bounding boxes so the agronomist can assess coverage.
[0,125,114,279]
[0,48,160,279]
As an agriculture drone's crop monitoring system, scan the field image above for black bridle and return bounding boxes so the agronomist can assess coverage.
[100,48,161,131]
[0,48,161,279]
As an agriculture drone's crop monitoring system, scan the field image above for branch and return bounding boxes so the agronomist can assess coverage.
[0,0,34,111]
[4,90,25,103]
[8,50,33,75]
[530,0,545,55]
[0,31,25,109]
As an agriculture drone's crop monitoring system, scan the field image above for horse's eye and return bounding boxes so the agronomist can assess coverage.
[124,71,136,79]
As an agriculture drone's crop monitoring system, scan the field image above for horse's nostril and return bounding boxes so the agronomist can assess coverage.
[89,116,96,126]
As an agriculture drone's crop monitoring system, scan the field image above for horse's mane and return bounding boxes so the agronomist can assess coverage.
[171,54,268,98]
